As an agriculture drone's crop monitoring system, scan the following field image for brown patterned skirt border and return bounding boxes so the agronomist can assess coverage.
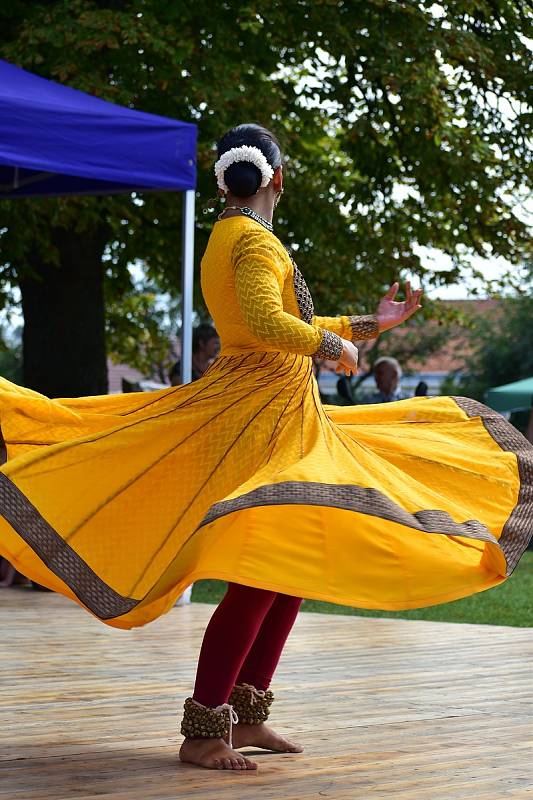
[452,396,533,574]
[0,473,138,619]
[200,480,499,545]
[199,398,533,577]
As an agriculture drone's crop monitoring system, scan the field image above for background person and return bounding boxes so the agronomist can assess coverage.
[169,324,220,385]
[415,380,429,397]
[366,356,404,403]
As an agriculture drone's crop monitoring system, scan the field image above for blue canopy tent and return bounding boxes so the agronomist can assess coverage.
[0,59,197,382]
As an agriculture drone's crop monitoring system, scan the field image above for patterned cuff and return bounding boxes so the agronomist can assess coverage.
[349,314,379,341]
[314,329,343,360]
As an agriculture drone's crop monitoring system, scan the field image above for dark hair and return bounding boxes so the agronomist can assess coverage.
[414,380,428,397]
[337,376,354,404]
[217,123,282,198]
[193,323,218,352]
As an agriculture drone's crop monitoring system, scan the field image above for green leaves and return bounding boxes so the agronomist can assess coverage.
[0,0,531,373]
[444,282,533,410]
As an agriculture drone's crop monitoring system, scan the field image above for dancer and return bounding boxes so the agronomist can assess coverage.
[0,124,531,773]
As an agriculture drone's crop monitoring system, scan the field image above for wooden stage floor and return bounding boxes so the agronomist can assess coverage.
[1,589,532,799]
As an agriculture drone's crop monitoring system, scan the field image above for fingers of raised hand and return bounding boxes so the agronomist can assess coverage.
[408,289,423,312]
[385,282,399,301]
[406,287,423,312]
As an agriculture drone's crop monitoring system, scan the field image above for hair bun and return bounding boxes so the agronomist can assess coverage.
[215,126,282,197]
[224,162,262,197]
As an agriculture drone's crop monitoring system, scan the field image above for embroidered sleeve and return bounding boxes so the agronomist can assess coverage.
[233,229,333,357]
[348,314,379,340]
[315,329,343,360]
[312,314,379,342]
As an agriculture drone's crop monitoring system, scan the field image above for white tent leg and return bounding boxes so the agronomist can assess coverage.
[180,189,195,384]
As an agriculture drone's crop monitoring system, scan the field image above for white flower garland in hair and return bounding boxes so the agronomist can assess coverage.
[214,145,274,193]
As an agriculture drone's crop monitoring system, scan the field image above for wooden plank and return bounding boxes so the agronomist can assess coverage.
[1,588,532,799]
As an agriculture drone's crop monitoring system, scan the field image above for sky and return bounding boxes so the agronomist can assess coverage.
[414,249,516,300]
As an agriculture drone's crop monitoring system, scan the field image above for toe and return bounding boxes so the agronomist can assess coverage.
[288,742,304,753]
[243,756,258,770]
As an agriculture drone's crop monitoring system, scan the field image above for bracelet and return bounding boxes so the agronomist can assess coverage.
[349,314,379,341]
[314,329,343,360]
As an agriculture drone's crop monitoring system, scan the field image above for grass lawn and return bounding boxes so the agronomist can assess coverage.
[191,550,533,627]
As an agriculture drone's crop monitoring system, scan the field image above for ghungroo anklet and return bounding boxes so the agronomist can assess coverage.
[180,697,239,746]
[228,683,274,724]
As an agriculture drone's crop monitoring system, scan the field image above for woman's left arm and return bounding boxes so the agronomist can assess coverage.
[313,282,422,341]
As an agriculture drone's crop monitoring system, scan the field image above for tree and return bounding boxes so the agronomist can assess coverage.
[443,295,533,397]
[441,264,533,430]
[0,0,531,395]
[0,325,23,385]
[105,277,181,383]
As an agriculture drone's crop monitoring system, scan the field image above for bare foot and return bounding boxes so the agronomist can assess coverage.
[179,737,258,770]
[232,722,304,753]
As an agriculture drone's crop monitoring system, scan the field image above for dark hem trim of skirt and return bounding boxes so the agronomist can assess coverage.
[199,480,499,545]
[0,473,137,619]
[199,399,533,578]
[452,396,533,574]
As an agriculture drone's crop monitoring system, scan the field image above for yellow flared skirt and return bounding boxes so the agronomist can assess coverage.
[0,352,531,629]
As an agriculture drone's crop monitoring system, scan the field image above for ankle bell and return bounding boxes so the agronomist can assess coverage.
[180,697,239,746]
[228,683,274,725]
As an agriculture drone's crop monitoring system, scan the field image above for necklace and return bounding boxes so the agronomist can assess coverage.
[218,205,273,233]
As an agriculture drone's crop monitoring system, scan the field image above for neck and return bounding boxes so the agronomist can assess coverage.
[224,193,275,223]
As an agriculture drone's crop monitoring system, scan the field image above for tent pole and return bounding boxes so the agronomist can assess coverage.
[180,189,195,384]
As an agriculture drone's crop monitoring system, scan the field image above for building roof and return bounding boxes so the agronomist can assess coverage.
[408,298,500,375]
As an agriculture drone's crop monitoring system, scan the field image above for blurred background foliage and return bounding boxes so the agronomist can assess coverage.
[441,264,533,431]
[0,0,531,393]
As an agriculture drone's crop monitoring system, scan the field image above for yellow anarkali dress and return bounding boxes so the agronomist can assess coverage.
[0,216,531,629]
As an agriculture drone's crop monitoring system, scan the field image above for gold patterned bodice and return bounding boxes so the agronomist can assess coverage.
[201,215,378,359]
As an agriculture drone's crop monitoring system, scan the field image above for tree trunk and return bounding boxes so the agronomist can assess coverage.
[20,226,109,398]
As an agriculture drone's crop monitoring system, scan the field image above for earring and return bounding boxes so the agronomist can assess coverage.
[274,187,284,209]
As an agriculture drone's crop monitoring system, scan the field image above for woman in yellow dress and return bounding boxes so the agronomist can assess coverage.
[0,124,531,771]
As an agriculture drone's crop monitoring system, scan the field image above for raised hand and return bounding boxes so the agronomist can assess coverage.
[376,281,423,333]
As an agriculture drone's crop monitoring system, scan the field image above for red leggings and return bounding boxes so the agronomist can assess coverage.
[193,583,302,708]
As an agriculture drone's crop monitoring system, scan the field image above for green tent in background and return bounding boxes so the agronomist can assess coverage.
[485,377,533,413]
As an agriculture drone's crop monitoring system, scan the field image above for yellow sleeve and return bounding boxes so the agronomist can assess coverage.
[233,230,343,359]
[312,314,380,342]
